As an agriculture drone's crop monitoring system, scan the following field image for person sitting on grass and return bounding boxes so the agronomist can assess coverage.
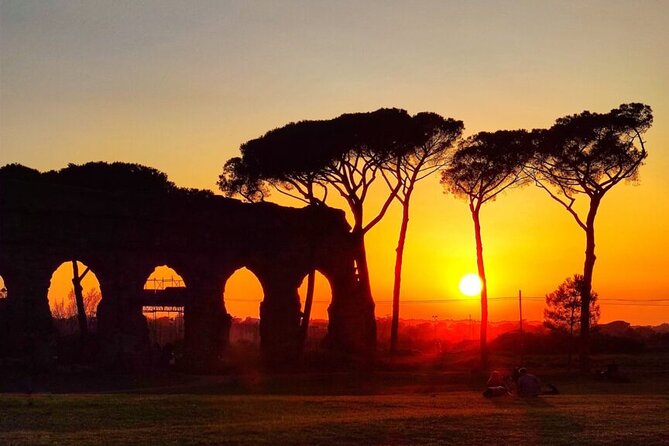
[517,367,541,397]
[483,370,511,398]
[487,370,503,387]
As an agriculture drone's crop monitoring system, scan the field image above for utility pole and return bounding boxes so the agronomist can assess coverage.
[432,315,441,353]
[518,289,524,364]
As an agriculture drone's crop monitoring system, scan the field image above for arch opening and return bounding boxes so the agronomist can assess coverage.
[144,265,187,290]
[297,270,333,351]
[47,260,102,364]
[141,265,186,355]
[47,260,102,337]
[224,267,264,352]
[0,274,7,299]
[0,274,7,358]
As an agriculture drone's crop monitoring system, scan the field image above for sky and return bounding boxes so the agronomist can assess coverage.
[1,0,668,325]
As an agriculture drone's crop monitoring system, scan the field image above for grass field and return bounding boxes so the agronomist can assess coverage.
[1,354,668,445]
[1,391,668,445]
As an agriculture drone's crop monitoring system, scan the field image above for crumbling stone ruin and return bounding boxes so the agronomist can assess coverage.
[0,163,376,369]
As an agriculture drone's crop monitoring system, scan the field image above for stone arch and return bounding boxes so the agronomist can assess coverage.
[221,262,265,363]
[0,273,9,358]
[144,264,187,290]
[222,266,265,319]
[92,258,155,367]
[297,270,333,350]
[0,163,376,369]
[227,261,307,366]
[0,257,55,366]
[223,266,265,349]
[141,265,187,352]
[312,252,376,356]
[47,260,102,335]
[44,259,103,364]
[0,274,7,299]
[175,263,233,371]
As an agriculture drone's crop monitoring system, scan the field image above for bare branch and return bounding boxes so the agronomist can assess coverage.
[273,186,311,205]
[363,180,401,234]
[533,178,586,230]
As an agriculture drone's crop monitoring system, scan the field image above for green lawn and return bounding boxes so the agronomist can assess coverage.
[2,353,668,445]
[1,390,668,445]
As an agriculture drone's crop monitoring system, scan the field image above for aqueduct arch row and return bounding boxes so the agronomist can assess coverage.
[0,163,376,369]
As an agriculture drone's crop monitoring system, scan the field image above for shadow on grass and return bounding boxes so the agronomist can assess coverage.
[489,396,553,408]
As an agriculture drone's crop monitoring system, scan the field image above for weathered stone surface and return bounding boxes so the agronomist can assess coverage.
[0,163,376,369]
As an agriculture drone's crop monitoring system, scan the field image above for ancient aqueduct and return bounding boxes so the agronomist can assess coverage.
[0,163,376,369]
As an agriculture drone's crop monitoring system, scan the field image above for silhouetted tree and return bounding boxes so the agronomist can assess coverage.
[71,261,91,339]
[441,130,531,367]
[50,296,71,321]
[82,288,101,318]
[383,113,464,354]
[51,288,100,323]
[527,103,652,373]
[218,157,270,202]
[47,162,177,195]
[219,109,421,341]
[544,274,600,366]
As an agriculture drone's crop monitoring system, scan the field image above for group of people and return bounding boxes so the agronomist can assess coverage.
[483,367,559,398]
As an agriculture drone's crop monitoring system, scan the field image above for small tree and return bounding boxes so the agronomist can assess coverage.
[50,294,75,320]
[544,274,600,367]
[82,288,101,321]
[528,103,652,373]
[441,130,531,367]
[51,288,100,319]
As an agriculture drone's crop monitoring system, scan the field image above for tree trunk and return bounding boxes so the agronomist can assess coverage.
[352,230,372,296]
[390,199,411,355]
[568,307,574,368]
[579,197,601,374]
[71,260,88,339]
[471,206,488,368]
[351,203,373,299]
[300,201,319,353]
[348,204,378,354]
[299,269,316,352]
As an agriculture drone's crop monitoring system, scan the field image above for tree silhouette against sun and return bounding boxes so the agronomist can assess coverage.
[441,130,532,367]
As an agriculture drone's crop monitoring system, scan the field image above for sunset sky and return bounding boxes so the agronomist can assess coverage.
[1,1,668,325]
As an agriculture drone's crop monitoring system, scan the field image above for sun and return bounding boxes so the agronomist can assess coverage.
[459,273,483,296]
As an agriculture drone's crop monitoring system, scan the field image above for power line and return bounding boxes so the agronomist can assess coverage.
[224,296,669,306]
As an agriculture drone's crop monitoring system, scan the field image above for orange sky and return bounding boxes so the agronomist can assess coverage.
[1,1,668,324]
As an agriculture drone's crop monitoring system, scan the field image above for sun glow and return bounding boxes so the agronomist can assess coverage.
[459,273,483,297]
